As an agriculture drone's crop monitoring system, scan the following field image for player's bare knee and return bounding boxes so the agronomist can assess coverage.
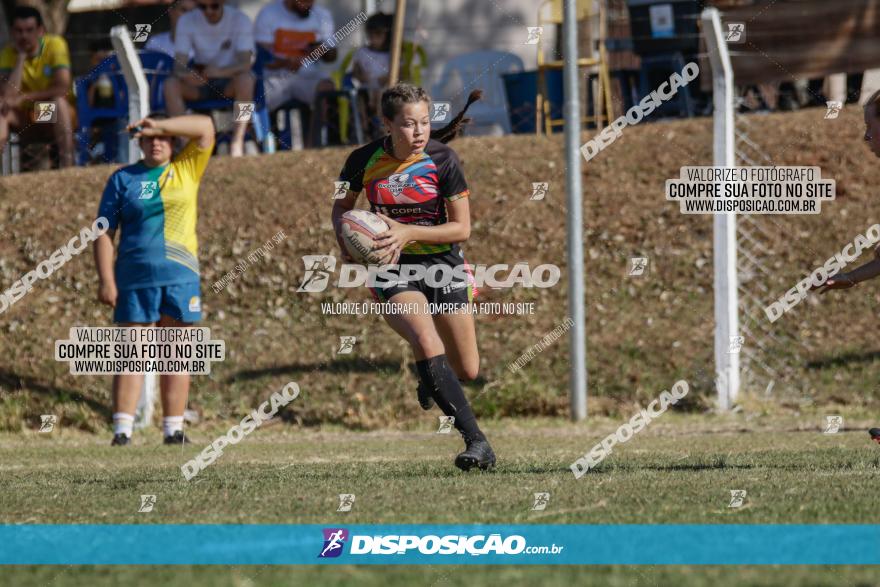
[457,360,479,381]
[412,330,444,358]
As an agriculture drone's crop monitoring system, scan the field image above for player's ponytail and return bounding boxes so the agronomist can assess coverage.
[431,90,482,144]
[381,83,482,144]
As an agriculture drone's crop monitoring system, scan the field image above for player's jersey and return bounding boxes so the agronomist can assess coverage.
[338,137,470,255]
[97,140,213,291]
[0,35,71,95]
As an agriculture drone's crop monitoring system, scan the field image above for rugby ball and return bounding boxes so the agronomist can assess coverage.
[339,209,399,265]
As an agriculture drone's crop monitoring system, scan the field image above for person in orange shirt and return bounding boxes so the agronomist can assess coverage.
[0,6,75,168]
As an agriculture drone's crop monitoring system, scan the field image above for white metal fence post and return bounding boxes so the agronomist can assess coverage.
[701,8,739,409]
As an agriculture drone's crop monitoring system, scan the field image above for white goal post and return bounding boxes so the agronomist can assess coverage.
[110,25,157,429]
[701,8,740,410]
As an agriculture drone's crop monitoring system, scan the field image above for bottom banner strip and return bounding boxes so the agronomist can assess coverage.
[2,524,878,565]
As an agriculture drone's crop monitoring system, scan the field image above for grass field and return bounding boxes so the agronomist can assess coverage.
[2,414,880,585]
[6,106,880,434]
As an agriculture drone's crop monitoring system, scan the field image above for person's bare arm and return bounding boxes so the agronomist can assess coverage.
[331,191,359,261]
[129,114,215,149]
[94,230,117,307]
[351,59,367,84]
[173,53,205,86]
[373,197,471,258]
[0,52,26,103]
[813,246,880,292]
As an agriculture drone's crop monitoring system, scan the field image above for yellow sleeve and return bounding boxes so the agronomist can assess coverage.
[44,36,71,71]
[172,139,214,183]
[0,46,16,72]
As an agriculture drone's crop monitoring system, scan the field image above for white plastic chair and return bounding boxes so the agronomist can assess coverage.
[431,50,525,136]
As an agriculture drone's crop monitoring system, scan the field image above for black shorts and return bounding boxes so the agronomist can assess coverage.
[369,249,477,312]
[195,78,232,101]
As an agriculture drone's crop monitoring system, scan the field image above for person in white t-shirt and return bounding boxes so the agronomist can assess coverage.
[254,0,336,140]
[144,0,196,59]
[350,12,392,138]
[164,0,254,157]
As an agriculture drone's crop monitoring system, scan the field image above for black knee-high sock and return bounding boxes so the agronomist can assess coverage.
[416,355,485,442]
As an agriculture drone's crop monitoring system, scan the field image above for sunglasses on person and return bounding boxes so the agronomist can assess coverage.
[197,2,221,11]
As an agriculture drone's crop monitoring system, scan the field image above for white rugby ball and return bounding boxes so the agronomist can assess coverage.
[339,209,399,265]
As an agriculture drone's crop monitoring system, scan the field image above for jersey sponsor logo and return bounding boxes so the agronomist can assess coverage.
[188,296,201,312]
[139,181,158,200]
[378,173,417,198]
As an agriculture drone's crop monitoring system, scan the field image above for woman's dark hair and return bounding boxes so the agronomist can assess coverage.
[365,13,393,52]
[380,83,482,144]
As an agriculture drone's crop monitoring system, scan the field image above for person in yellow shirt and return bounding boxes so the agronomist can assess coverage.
[0,7,74,167]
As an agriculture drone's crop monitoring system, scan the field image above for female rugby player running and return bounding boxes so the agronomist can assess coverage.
[332,84,495,471]
[812,89,880,445]
[93,114,214,446]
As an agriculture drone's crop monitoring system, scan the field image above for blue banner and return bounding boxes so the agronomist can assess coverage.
[2,524,878,565]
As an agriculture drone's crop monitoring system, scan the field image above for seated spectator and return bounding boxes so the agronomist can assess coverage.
[0,6,75,168]
[351,12,392,139]
[164,0,254,157]
[145,0,196,59]
[86,38,115,109]
[254,0,336,142]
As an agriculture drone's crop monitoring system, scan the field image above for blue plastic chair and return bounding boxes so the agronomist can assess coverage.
[431,50,524,135]
[74,55,128,165]
[181,46,274,153]
[139,50,175,114]
[74,51,177,165]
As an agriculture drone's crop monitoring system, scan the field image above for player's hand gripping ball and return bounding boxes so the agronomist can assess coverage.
[340,210,401,265]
